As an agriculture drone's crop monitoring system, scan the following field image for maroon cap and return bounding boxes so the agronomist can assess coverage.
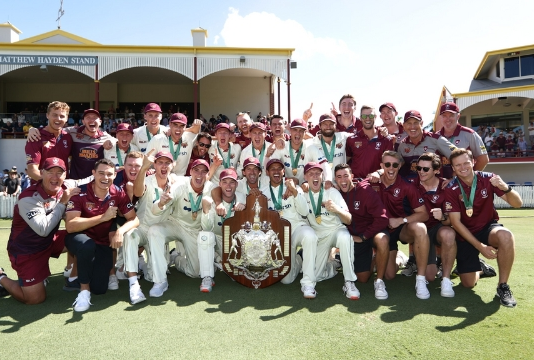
[249,122,266,132]
[379,102,397,113]
[243,156,261,169]
[43,157,67,171]
[83,109,100,119]
[116,123,133,134]
[439,102,460,115]
[169,113,187,124]
[220,168,238,181]
[154,151,174,162]
[404,110,422,122]
[144,103,162,113]
[290,118,307,129]
[190,159,210,171]
[319,114,336,123]
[214,123,232,132]
[266,158,285,170]
[304,162,323,174]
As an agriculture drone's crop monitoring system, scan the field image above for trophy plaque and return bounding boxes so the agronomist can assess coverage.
[222,193,291,289]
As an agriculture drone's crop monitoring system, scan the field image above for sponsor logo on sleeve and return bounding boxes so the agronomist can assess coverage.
[67,201,74,210]
[127,202,133,209]
[26,154,32,162]
[26,209,42,220]
[418,198,424,204]
[445,202,452,211]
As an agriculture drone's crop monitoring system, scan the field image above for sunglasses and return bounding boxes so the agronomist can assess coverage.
[361,114,376,120]
[198,142,211,149]
[384,162,400,168]
[416,166,431,172]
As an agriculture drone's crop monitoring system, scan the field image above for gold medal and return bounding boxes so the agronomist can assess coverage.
[192,211,198,220]
[279,210,283,217]
[466,208,473,217]
[329,163,333,168]
[292,168,297,176]
[316,215,322,224]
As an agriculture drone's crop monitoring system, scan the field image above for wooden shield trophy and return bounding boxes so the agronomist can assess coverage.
[222,193,291,289]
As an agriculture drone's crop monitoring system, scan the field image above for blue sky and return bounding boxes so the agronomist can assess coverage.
[3,0,534,126]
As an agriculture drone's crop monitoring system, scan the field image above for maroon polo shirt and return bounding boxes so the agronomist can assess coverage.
[410,177,447,229]
[67,182,134,244]
[186,150,210,176]
[25,128,72,177]
[265,132,290,143]
[346,129,394,178]
[310,115,362,136]
[375,175,425,219]
[235,133,252,149]
[444,171,504,235]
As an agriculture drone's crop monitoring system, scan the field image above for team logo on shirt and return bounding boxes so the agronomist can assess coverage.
[26,154,32,162]
[336,142,343,149]
[67,201,74,210]
[375,142,381,150]
[431,195,439,203]
[76,133,84,139]
[182,142,189,148]
[404,148,410,153]
[63,140,68,148]
[481,188,488,198]
[418,198,424,204]
[393,188,401,197]
[455,139,460,145]
[354,141,363,148]
[353,201,360,210]
[79,147,98,160]
[423,146,428,151]
[43,201,52,210]
[445,202,452,211]
[86,202,95,210]
[109,200,116,207]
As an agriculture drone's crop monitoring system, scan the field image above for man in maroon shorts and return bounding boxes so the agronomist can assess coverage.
[0,158,80,304]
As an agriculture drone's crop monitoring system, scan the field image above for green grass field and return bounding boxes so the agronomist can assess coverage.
[1,209,534,359]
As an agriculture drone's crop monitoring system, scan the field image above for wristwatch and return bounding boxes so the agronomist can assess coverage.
[403,217,408,224]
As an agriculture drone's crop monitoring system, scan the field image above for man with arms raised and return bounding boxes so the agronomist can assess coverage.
[132,103,167,152]
[266,115,290,143]
[148,159,214,297]
[435,102,489,179]
[260,159,318,298]
[309,94,362,135]
[65,159,138,312]
[445,148,522,307]
[302,162,359,299]
[0,158,79,303]
[185,133,212,176]
[334,163,390,299]
[346,106,394,179]
[144,113,200,176]
[377,151,431,299]
[104,123,139,170]
[198,168,245,292]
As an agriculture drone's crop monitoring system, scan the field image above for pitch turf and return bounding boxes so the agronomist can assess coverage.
[1,209,533,359]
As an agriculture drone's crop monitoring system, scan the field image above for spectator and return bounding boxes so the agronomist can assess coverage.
[505,135,515,156]
[23,121,33,137]
[2,120,14,133]
[529,121,534,145]
[495,132,506,149]
[3,169,21,196]
[20,171,30,190]
[517,136,527,156]
[484,133,493,148]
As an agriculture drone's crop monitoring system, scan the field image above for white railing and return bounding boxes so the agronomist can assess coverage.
[0,194,17,218]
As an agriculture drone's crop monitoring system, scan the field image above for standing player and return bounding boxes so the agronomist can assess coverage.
[238,122,271,184]
[265,115,290,143]
[302,162,359,299]
[377,151,431,299]
[104,123,139,169]
[378,102,406,143]
[335,164,390,299]
[309,94,362,135]
[445,148,522,307]
[435,102,489,179]
[185,133,212,176]
[147,159,214,297]
[0,158,79,304]
[260,159,318,298]
[65,159,138,312]
[235,112,253,149]
[208,123,242,183]
[131,103,167,152]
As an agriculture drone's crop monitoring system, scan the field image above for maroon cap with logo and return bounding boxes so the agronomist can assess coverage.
[83,109,100,119]
[404,110,422,122]
[190,159,210,171]
[290,118,307,129]
[379,102,397,113]
[214,123,232,132]
[220,168,238,181]
[144,103,162,113]
[266,158,285,170]
[304,162,323,174]
[116,123,134,134]
[319,114,336,123]
[243,156,261,169]
[249,122,266,132]
[43,157,67,171]
[154,151,174,162]
[439,102,460,115]
[169,113,187,124]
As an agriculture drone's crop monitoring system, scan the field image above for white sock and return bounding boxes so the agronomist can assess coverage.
[416,275,425,281]
[68,276,78,282]
[128,276,138,286]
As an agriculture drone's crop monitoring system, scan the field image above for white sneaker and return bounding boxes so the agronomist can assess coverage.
[301,285,317,299]
[115,268,128,280]
[440,277,455,298]
[415,275,430,299]
[342,281,360,300]
[374,279,388,300]
[200,277,215,293]
[129,282,147,304]
[108,275,119,290]
[149,281,168,297]
[73,290,92,312]
[63,264,73,277]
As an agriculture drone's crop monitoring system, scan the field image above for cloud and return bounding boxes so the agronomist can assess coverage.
[218,8,357,63]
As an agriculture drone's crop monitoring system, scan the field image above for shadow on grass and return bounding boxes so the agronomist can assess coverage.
[379,275,500,332]
[0,273,119,332]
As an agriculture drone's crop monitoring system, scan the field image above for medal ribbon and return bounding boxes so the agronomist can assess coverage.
[458,174,477,211]
[115,143,131,167]
[168,137,182,161]
[145,126,161,141]
[289,143,303,174]
[269,184,284,211]
[220,198,236,223]
[320,135,336,164]
[188,192,202,214]
[217,144,232,169]
[309,184,324,219]
[252,142,266,168]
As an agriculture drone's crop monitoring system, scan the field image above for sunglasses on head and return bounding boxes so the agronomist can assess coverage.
[416,166,431,172]
[198,142,211,149]
[384,162,400,168]
[361,114,376,120]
